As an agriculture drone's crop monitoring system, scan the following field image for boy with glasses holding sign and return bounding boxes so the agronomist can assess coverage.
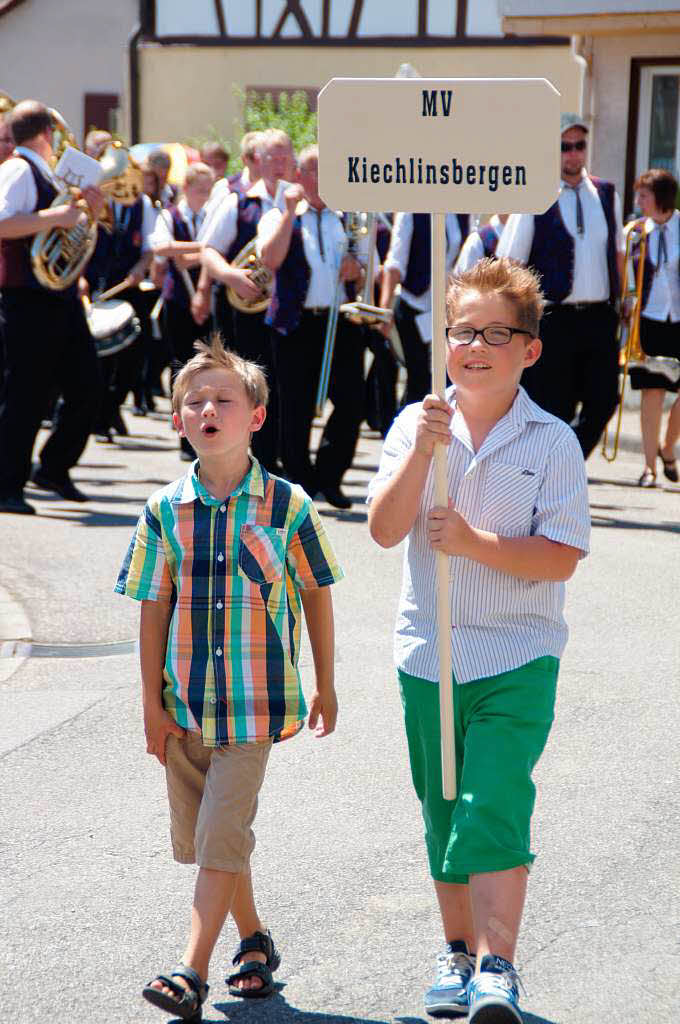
[368,259,590,1022]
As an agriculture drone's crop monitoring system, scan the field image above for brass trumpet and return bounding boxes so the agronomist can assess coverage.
[340,212,392,327]
[601,220,646,462]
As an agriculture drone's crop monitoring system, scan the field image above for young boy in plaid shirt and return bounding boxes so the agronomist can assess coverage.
[116,333,343,1020]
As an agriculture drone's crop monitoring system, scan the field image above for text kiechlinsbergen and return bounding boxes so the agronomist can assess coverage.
[347,156,527,192]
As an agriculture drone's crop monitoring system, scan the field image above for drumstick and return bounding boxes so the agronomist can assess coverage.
[95,277,134,303]
[431,212,456,801]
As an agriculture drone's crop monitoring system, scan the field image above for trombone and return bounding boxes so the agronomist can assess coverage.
[601,220,647,462]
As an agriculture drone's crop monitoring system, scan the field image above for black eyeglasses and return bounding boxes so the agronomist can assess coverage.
[561,140,587,153]
[446,325,533,347]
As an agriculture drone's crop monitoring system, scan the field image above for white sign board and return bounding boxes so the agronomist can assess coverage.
[318,78,560,214]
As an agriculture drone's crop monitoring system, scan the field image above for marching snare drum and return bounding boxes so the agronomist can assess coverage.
[86,298,140,358]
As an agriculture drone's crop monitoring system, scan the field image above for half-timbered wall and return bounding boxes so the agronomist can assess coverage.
[134,0,581,143]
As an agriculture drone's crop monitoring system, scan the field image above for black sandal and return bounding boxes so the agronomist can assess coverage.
[226,929,280,1000]
[659,447,679,483]
[142,963,209,1021]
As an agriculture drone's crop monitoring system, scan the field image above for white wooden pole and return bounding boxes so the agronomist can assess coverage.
[431,212,456,800]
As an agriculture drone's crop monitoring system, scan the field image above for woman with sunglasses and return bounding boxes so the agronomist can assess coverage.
[497,113,625,460]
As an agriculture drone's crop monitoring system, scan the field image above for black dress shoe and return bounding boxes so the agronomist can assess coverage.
[31,469,89,503]
[111,409,128,437]
[318,484,352,510]
[0,494,36,515]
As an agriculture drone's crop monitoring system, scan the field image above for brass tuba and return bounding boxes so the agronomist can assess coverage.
[31,141,142,291]
[225,238,274,314]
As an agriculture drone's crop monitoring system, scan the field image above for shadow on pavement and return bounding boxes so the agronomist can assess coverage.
[318,509,368,524]
[36,509,141,527]
[214,989,393,1023]
[591,514,680,534]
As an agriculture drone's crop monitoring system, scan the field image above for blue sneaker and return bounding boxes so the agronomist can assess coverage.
[468,954,524,1023]
[424,940,476,1018]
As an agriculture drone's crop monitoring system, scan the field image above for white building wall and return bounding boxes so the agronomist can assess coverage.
[0,0,137,142]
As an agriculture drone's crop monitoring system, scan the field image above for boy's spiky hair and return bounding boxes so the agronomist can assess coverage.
[447,257,545,338]
[172,332,269,414]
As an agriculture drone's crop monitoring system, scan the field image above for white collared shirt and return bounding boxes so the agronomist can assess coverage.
[641,211,680,322]
[200,189,239,253]
[384,212,463,312]
[497,172,625,303]
[366,386,590,684]
[454,215,505,274]
[257,201,349,308]
[0,146,60,220]
[149,197,206,256]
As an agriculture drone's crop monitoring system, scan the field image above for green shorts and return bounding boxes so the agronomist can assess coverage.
[398,657,559,884]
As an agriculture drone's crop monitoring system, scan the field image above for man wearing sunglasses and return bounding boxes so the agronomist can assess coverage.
[497,112,625,459]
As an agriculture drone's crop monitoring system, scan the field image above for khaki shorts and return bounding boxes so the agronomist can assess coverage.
[165,731,273,872]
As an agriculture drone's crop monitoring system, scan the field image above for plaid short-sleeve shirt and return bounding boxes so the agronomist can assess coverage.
[116,459,343,746]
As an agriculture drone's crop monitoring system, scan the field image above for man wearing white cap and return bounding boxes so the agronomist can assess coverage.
[497,113,625,458]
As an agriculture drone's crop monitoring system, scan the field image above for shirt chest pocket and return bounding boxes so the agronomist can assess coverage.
[238,525,286,585]
[481,462,541,536]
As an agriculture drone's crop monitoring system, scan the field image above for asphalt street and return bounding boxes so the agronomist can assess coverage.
[1,397,679,1024]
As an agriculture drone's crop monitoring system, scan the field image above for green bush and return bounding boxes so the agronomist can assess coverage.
[188,87,317,172]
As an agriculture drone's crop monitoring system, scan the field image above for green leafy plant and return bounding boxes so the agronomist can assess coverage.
[188,86,317,171]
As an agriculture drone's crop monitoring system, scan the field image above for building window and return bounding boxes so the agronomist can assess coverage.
[84,93,120,142]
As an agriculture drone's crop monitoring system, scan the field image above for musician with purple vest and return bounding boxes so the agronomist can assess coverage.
[0,100,103,515]
[150,162,214,459]
[257,145,364,509]
[378,212,469,406]
[454,215,508,274]
[497,113,625,459]
[194,132,296,473]
[629,169,680,487]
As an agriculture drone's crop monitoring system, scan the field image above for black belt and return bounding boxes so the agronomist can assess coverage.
[545,301,612,313]
[304,306,330,317]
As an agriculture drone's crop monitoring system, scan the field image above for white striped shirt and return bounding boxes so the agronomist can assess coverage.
[366,386,591,685]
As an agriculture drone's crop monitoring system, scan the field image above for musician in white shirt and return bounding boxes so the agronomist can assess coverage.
[497,113,625,459]
[257,146,363,507]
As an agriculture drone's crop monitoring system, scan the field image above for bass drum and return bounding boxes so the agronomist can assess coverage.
[86,299,140,358]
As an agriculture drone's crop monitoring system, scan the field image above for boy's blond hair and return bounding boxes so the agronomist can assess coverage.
[447,257,545,338]
[172,333,269,414]
[184,161,213,188]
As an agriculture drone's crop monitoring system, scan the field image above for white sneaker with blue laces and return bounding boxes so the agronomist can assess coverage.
[424,940,476,1018]
[468,953,524,1024]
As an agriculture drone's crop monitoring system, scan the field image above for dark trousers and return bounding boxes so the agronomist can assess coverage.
[95,287,157,430]
[231,309,279,473]
[522,301,619,458]
[164,300,210,378]
[0,288,100,497]
[394,295,431,406]
[364,327,398,435]
[272,311,365,494]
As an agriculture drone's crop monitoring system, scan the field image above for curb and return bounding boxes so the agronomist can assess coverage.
[0,583,32,684]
